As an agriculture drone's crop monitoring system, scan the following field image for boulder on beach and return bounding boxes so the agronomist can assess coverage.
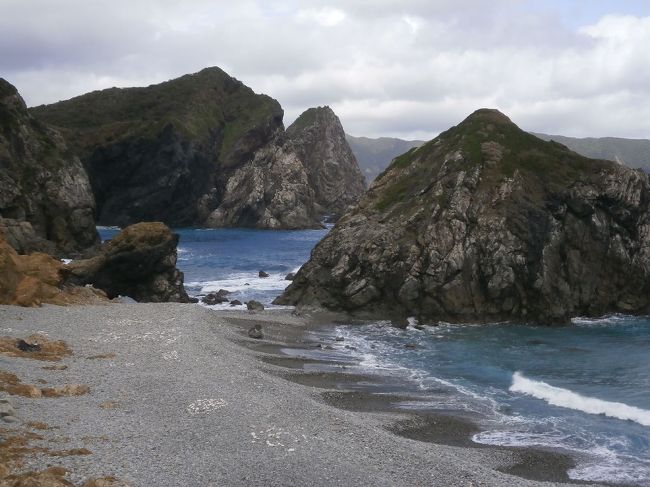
[65,222,190,303]
[246,300,265,311]
[230,299,242,306]
[247,324,263,339]
[276,109,650,325]
[202,292,229,305]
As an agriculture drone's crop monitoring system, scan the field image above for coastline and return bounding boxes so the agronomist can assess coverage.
[0,303,604,486]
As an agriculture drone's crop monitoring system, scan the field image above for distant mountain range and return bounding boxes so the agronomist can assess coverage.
[348,132,650,182]
[346,135,424,182]
[533,133,650,171]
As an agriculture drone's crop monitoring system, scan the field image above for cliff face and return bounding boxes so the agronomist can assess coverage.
[31,69,350,229]
[286,107,366,219]
[0,79,98,256]
[276,109,650,325]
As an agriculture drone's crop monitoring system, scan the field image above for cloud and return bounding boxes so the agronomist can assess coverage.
[1,0,649,139]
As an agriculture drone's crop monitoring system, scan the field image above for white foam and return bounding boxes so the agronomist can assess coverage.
[187,272,290,294]
[510,372,650,426]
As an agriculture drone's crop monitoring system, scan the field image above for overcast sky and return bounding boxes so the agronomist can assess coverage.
[2,0,650,140]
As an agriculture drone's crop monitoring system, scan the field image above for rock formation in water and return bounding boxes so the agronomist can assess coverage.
[286,107,366,220]
[276,109,650,325]
[31,69,364,229]
[66,222,189,302]
[0,79,98,256]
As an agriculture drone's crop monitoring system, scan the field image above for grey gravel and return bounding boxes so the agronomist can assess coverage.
[0,303,585,486]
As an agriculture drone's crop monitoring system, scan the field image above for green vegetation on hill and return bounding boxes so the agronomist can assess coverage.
[30,67,282,158]
[372,109,612,214]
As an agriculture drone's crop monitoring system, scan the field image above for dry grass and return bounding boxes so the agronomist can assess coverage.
[0,370,88,398]
[0,335,71,362]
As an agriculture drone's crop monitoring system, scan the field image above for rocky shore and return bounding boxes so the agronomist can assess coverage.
[0,303,598,486]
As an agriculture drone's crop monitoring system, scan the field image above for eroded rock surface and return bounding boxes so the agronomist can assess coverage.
[0,79,98,256]
[276,109,650,325]
[65,222,189,302]
[286,107,366,220]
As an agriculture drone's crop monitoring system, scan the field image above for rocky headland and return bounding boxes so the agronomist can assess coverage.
[0,79,98,257]
[277,109,650,325]
[31,69,364,229]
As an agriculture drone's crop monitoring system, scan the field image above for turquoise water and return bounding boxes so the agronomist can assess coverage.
[98,226,650,485]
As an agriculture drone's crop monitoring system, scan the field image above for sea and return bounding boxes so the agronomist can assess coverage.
[99,226,650,485]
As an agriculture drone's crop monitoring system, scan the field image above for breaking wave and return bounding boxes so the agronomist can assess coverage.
[510,372,650,427]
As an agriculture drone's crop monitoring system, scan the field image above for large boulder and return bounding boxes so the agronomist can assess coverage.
[65,222,189,302]
[0,79,98,257]
[276,109,650,325]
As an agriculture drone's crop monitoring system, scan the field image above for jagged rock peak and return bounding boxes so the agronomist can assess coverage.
[0,79,99,256]
[285,106,366,220]
[276,109,650,325]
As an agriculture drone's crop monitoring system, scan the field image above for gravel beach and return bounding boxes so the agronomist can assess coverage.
[0,303,597,486]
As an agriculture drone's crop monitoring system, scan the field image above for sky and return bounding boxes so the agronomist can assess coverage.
[2,0,650,140]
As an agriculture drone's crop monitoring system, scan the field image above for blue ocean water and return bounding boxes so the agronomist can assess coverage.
[98,226,329,307]
[97,226,650,485]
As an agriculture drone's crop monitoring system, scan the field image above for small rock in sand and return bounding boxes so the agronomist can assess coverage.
[248,324,263,339]
[0,401,16,417]
[2,415,19,423]
[335,336,345,342]
[16,338,41,352]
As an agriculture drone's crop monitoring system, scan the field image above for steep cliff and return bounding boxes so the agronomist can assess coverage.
[286,107,366,219]
[30,68,324,229]
[276,109,650,325]
[0,79,98,256]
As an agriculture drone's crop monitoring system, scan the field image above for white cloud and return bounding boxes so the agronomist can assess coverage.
[1,0,649,139]
[296,7,346,26]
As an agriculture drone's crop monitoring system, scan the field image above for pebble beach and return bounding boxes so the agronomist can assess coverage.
[0,303,597,486]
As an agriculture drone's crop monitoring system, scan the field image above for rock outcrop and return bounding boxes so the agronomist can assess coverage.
[276,109,650,325]
[205,141,321,229]
[286,107,366,220]
[0,79,98,256]
[65,222,189,302]
[0,231,107,307]
[30,70,365,229]
[30,68,290,228]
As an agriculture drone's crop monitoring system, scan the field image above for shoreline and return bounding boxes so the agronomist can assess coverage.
[0,303,606,486]
[232,311,597,486]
